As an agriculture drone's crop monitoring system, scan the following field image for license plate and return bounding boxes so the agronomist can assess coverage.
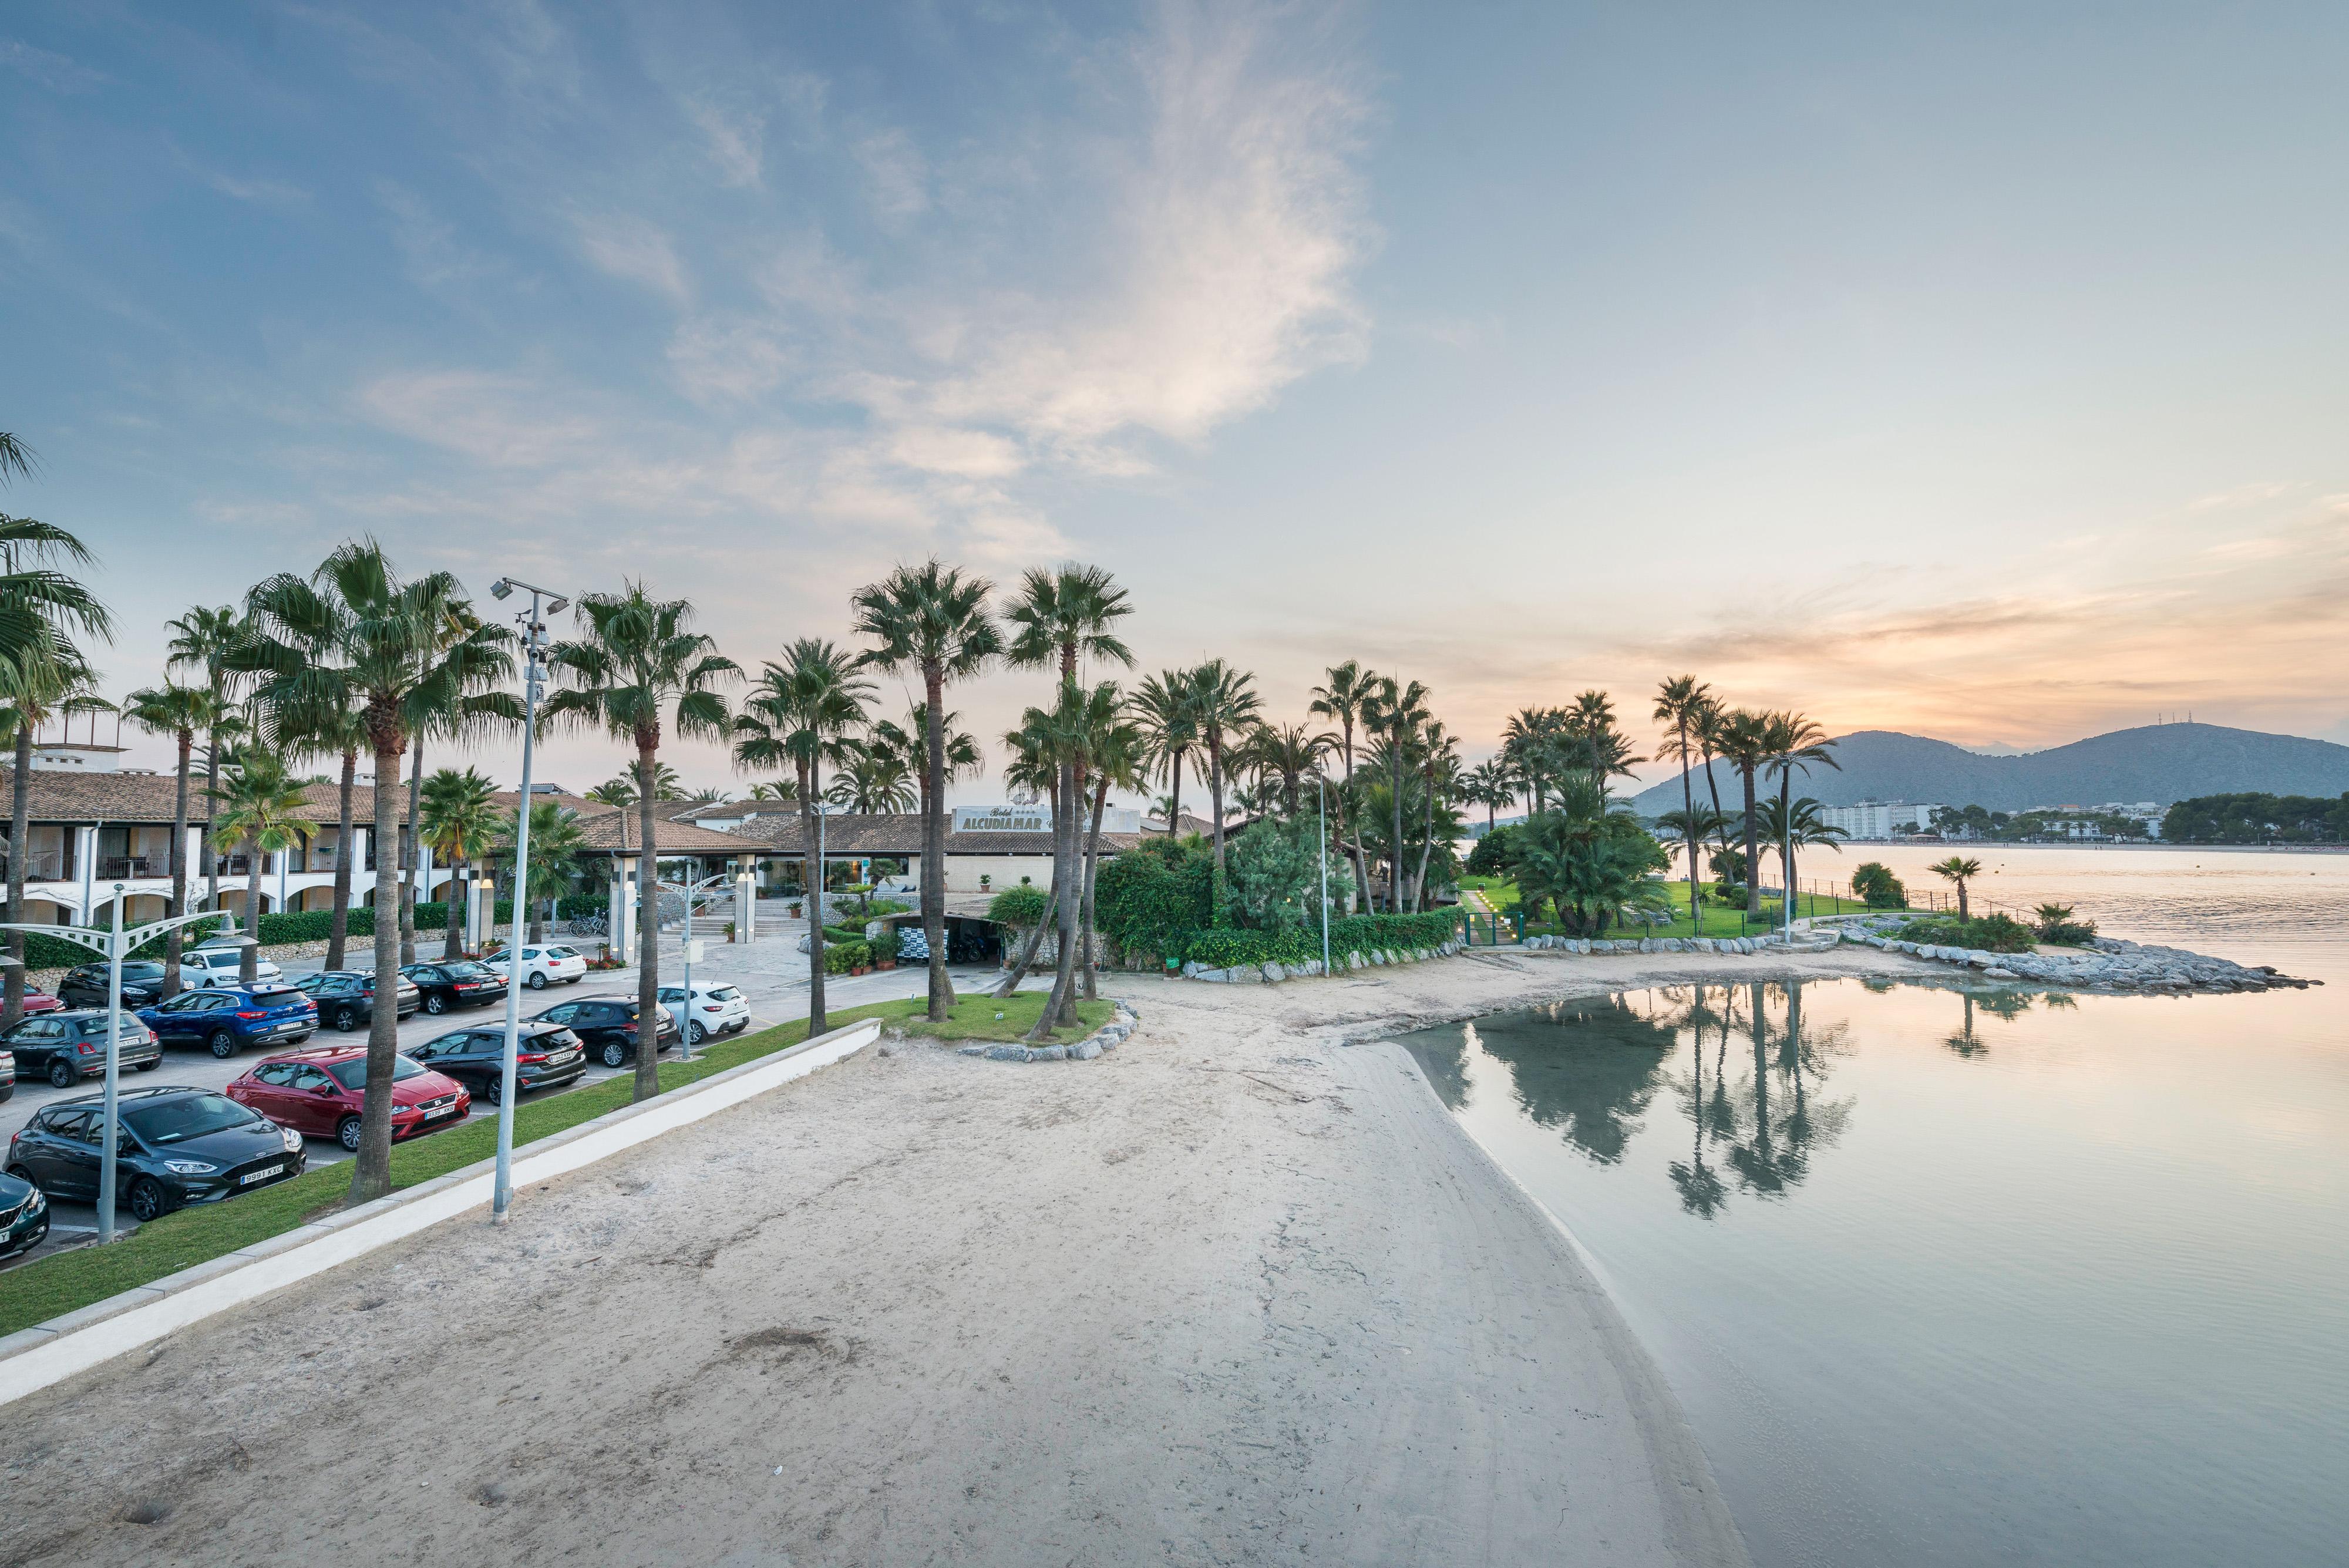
[240,1165,284,1185]
[426,1104,457,1120]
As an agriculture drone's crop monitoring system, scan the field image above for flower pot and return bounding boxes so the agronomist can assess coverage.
[876,957,896,970]
[851,965,870,977]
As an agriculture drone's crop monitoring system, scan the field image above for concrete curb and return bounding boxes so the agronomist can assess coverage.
[0,1016,881,1409]
[955,1000,1139,1062]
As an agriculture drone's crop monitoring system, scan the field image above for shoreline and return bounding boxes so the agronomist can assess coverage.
[0,945,1926,1566]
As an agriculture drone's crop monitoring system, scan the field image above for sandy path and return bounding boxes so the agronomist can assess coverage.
[0,945,1914,1566]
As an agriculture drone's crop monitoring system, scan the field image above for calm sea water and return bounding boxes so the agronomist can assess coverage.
[1398,847,2348,1568]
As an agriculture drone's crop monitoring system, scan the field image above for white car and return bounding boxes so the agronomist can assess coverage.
[483,944,589,990]
[658,983,750,1044]
[180,945,284,988]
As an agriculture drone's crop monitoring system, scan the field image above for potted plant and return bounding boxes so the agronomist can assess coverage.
[788,899,803,918]
[724,919,738,943]
[980,874,992,891]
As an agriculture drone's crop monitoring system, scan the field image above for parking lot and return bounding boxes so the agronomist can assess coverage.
[2,930,1005,1269]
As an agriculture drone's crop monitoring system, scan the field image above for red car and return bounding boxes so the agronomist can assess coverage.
[224,1044,471,1153]
[19,988,60,1017]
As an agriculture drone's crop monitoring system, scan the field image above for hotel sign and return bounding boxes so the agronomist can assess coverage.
[952,806,1051,833]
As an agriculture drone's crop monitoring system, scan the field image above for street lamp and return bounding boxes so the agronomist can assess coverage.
[489,577,567,1224]
[1315,773,1331,974]
[658,870,733,1061]
[0,887,240,1242]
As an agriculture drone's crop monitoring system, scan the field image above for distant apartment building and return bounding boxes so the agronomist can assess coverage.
[1820,800,1941,840]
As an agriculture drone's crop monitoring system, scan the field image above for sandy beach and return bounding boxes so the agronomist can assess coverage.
[0,945,1919,1567]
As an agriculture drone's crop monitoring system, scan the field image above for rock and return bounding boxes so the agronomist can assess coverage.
[1070,1039,1103,1060]
[1262,961,1285,984]
[958,1045,987,1056]
[1983,967,2020,980]
[1230,965,1262,985]
[1180,960,1202,978]
[1031,1045,1066,1062]
[985,1045,1025,1061]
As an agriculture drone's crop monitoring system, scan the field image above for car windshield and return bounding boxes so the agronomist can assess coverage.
[124,1093,257,1145]
[443,962,494,978]
[122,963,166,981]
[708,987,741,1001]
[323,1055,429,1091]
[546,947,577,959]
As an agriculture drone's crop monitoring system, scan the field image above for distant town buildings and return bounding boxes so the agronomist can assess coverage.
[1820,800,1941,840]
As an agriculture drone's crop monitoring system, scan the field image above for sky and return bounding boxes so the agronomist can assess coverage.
[5,2,2347,800]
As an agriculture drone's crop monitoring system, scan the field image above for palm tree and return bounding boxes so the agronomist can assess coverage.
[240,541,513,1202]
[1758,795,1849,910]
[0,433,31,484]
[1129,670,1200,837]
[1654,675,1714,931]
[1929,856,1983,919]
[165,605,254,919]
[420,766,502,960]
[732,641,871,1036]
[398,606,523,964]
[1009,681,1124,1040]
[1240,722,1331,816]
[1079,697,1145,1004]
[1308,661,1378,910]
[1363,675,1429,911]
[1501,706,1564,816]
[491,800,586,943]
[268,696,367,970]
[1762,712,1839,924]
[543,584,738,1102]
[871,705,984,827]
[824,751,917,814]
[853,560,1005,1024]
[1711,708,1775,918]
[122,682,219,995]
[207,747,317,984]
[746,780,798,803]
[1186,659,1261,892]
[1462,757,1516,833]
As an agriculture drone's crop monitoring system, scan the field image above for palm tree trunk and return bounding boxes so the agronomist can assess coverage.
[1030,763,1083,1039]
[1207,739,1226,874]
[4,727,29,1027]
[1342,729,1371,913]
[327,749,355,970]
[1166,749,1183,835]
[241,844,265,987]
[1080,774,1109,1001]
[1413,768,1435,913]
[634,739,661,1103]
[803,762,827,1035]
[443,862,465,961]
[1389,739,1405,913]
[1703,748,1732,877]
[165,731,192,996]
[350,731,404,1204]
[1741,766,1762,918]
[202,722,220,915]
[921,665,951,1022]
[401,738,423,964]
[1678,725,1698,931]
[1778,773,1793,921]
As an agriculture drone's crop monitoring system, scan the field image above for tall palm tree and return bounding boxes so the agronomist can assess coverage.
[823,751,917,814]
[746,780,799,803]
[1759,795,1850,909]
[1079,696,1145,1004]
[991,706,1065,1001]
[122,682,219,995]
[1363,675,1429,911]
[1501,706,1563,816]
[395,607,523,964]
[732,641,871,1036]
[870,704,984,840]
[1011,681,1125,1040]
[1129,670,1199,836]
[1763,712,1839,924]
[1186,659,1261,893]
[165,605,254,918]
[207,747,317,984]
[268,696,367,970]
[1711,708,1776,918]
[1462,757,1516,833]
[420,766,502,960]
[1412,720,1461,911]
[1240,722,1331,816]
[1653,675,1714,930]
[853,560,1005,1024]
[240,541,512,1202]
[543,584,738,1102]
[1929,856,1983,919]
[1308,661,1378,909]
[491,800,587,944]
[1694,694,1735,877]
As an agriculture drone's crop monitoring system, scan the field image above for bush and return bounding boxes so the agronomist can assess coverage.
[1095,841,1213,960]
[1220,817,1344,934]
[987,884,1051,928]
[1896,913,2035,953]
[1465,825,1519,878]
[1186,910,1460,971]
[2030,903,2098,945]
[823,940,870,974]
[1851,862,1908,910]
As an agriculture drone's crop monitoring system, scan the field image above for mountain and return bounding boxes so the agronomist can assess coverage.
[1627,723,2349,816]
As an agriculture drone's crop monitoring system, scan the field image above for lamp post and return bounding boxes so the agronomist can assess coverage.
[659,870,733,1061]
[488,576,568,1224]
[0,887,243,1243]
[1315,773,1331,973]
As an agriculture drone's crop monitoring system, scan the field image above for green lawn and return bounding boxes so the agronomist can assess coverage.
[878,991,1113,1045]
[1473,878,1882,941]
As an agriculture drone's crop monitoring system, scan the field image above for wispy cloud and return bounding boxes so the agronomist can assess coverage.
[569,211,691,304]
[853,128,929,221]
[0,39,107,93]
[683,95,765,187]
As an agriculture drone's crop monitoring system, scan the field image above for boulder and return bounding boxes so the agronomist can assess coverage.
[1262,961,1285,984]
[1983,968,2020,981]
[1031,1045,1066,1062]
[1070,1039,1104,1061]
[985,1045,1025,1062]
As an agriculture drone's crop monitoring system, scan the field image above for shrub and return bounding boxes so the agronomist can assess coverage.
[1896,913,2035,953]
[2030,903,2098,945]
[1220,817,1344,934]
[823,940,870,974]
[1095,841,1213,960]
[987,884,1051,928]
[1850,862,1907,910]
[1465,825,1519,877]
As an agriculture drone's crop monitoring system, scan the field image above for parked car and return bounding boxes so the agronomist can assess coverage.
[0,1010,163,1088]
[657,982,751,1044]
[400,960,506,1015]
[17,988,61,1018]
[136,985,317,1058]
[5,1085,306,1220]
[224,1044,470,1152]
[528,996,675,1068]
[58,960,170,1009]
[482,944,589,990]
[406,1019,587,1103]
[177,946,284,988]
[293,969,423,1032]
[0,1167,48,1260]
[0,1045,12,1104]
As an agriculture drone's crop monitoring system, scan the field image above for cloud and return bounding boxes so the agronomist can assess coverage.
[376,181,496,290]
[684,95,765,187]
[667,315,793,403]
[193,166,309,205]
[356,369,613,469]
[853,129,930,221]
[0,39,106,92]
[570,212,691,304]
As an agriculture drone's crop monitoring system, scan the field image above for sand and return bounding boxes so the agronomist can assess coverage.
[0,944,1916,1566]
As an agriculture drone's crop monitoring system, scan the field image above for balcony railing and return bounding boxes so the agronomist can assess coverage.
[100,856,156,879]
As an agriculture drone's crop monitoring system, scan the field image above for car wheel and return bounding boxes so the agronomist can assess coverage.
[47,1058,76,1089]
[566,975,583,984]
[4,1163,32,1185]
[335,1007,359,1033]
[528,972,548,990]
[687,1021,706,1045]
[129,1177,168,1223]
[600,1040,626,1069]
[337,1116,364,1152]
[424,993,446,1015]
[0,1084,11,1102]
[134,1058,161,1072]
[208,1029,238,1059]
[482,1075,503,1106]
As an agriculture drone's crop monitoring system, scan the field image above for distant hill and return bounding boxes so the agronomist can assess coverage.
[1627,723,2349,816]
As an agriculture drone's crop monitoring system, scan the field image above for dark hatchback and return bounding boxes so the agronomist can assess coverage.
[408,1019,587,1103]
[0,1168,46,1260]
[5,1086,307,1220]
[137,985,318,1058]
[527,997,677,1068]
[58,960,170,1009]
[0,1046,12,1104]
[295,970,423,1033]
[0,1010,163,1088]
[401,960,506,1016]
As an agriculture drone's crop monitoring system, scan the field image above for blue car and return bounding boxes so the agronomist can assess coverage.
[137,985,318,1059]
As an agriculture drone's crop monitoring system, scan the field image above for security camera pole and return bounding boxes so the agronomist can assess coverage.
[488,577,568,1223]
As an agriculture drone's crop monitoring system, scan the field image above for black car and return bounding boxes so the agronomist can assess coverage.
[5,1086,307,1221]
[0,1167,47,1259]
[401,960,506,1016]
[1,1010,164,1088]
[295,970,423,1032]
[408,1019,588,1103]
[0,1045,13,1104]
[528,997,677,1069]
[58,960,170,1009]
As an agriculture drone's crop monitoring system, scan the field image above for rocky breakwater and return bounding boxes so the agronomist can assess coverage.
[1839,918,2314,994]
[1520,931,1834,957]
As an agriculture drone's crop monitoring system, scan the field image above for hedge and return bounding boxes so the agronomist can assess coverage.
[12,891,619,973]
[1177,910,1461,971]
